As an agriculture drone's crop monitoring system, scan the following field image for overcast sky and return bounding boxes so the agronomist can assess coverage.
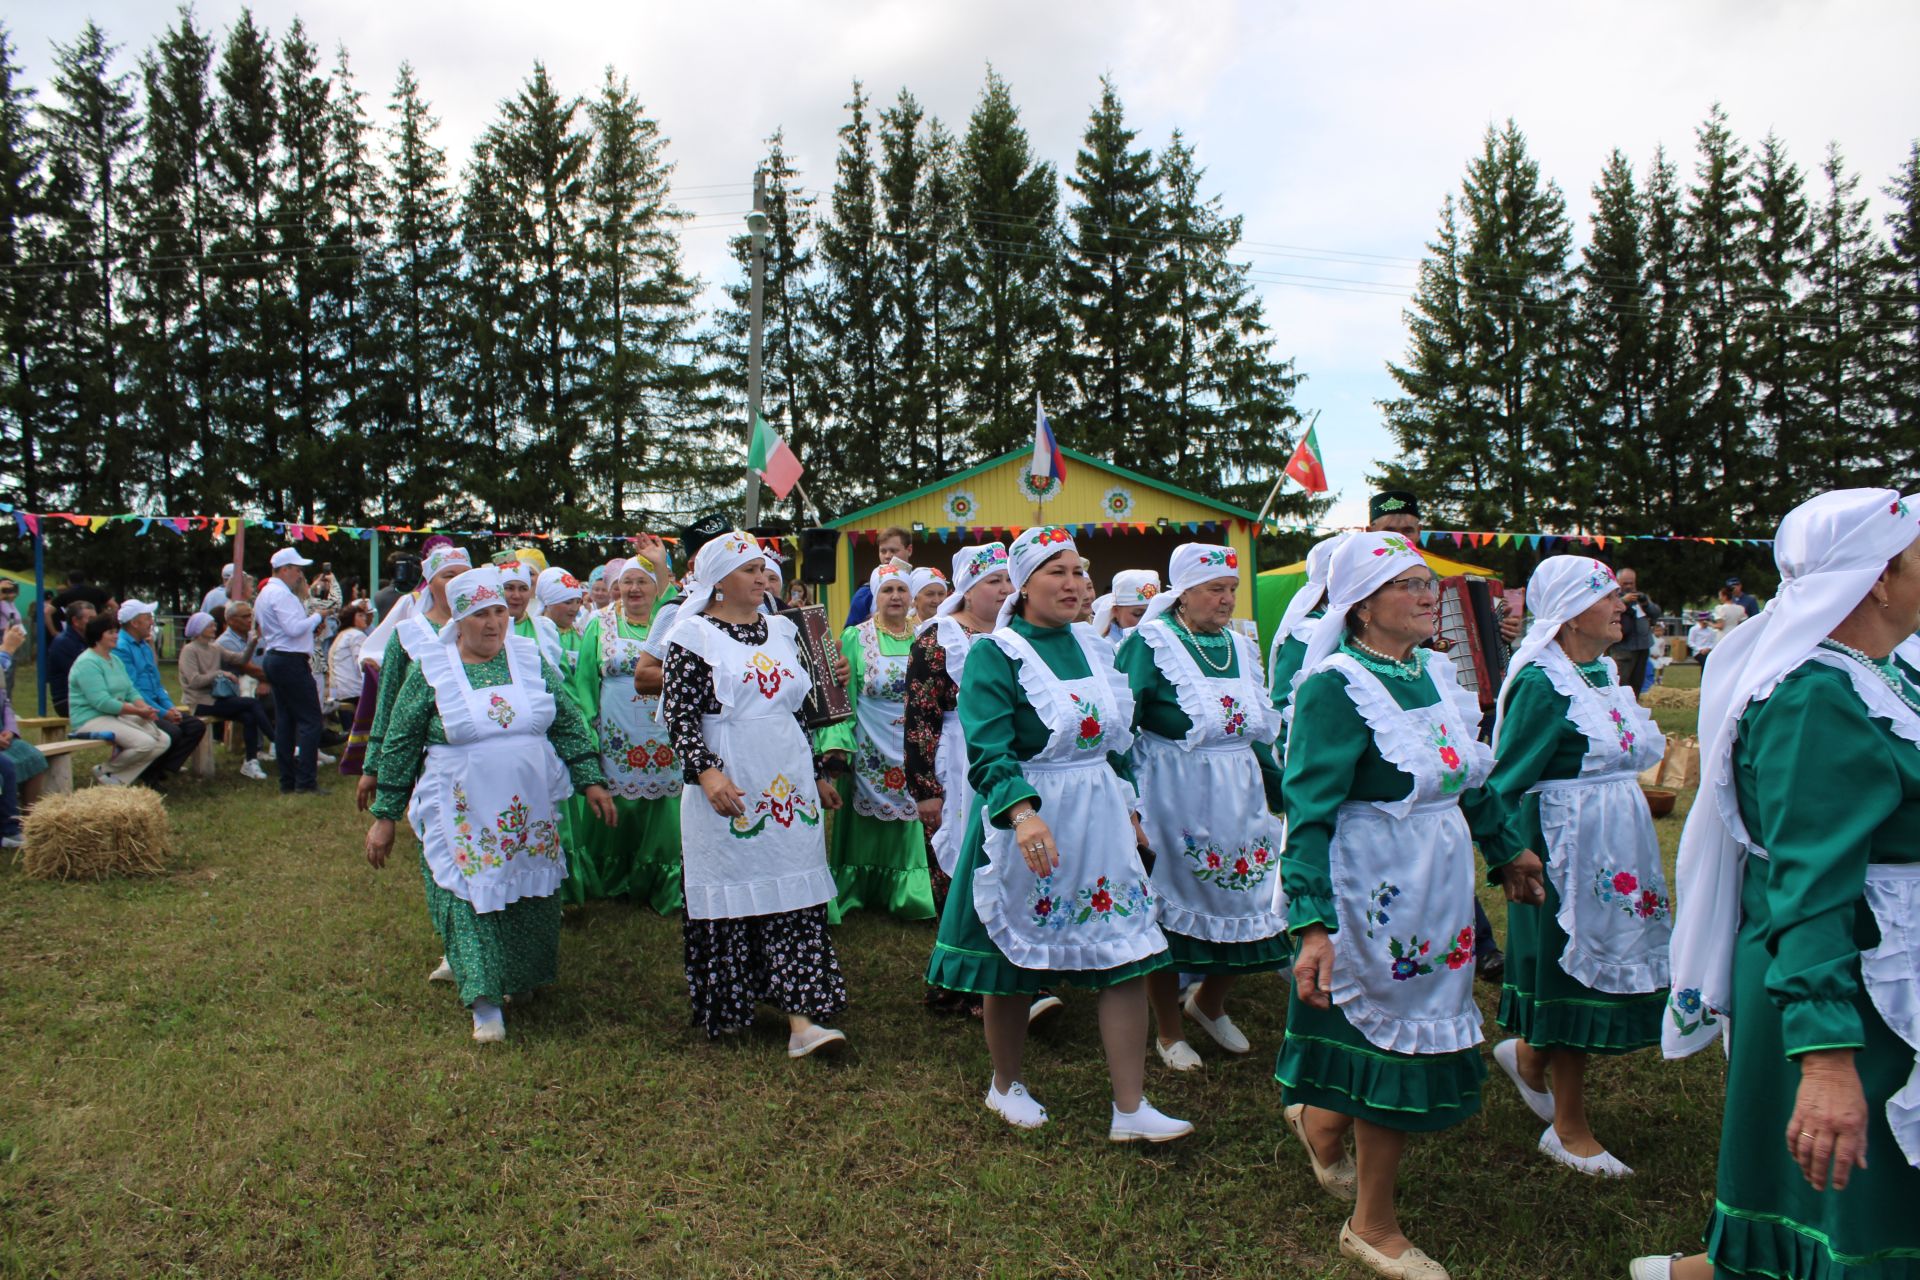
[10,1,1918,525]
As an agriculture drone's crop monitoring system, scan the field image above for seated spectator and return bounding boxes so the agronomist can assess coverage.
[45,601,95,716]
[0,579,21,700]
[66,614,171,788]
[0,623,49,846]
[326,600,372,730]
[112,600,207,784]
[1686,611,1718,663]
[178,612,272,781]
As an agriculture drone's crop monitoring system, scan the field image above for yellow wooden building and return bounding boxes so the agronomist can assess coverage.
[818,447,1262,626]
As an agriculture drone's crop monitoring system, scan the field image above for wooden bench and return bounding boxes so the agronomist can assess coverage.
[17,715,69,745]
[36,738,112,795]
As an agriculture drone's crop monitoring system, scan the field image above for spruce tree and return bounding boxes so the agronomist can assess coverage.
[1879,142,1920,489]
[1639,146,1704,533]
[920,116,972,475]
[878,89,932,477]
[447,136,515,521]
[0,26,55,509]
[1680,105,1756,530]
[322,45,383,522]
[959,69,1063,457]
[1741,132,1812,516]
[1571,149,1651,524]
[1062,77,1171,467]
[272,19,336,520]
[1158,132,1307,512]
[1800,144,1884,482]
[816,81,889,510]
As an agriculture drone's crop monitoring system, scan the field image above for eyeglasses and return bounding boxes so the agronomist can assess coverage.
[1383,576,1439,597]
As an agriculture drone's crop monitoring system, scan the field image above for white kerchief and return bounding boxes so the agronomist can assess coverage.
[1292,532,1428,697]
[678,530,765,621]
[1492,556,1620,747]
[1276,532,1351,646]
[994,526,1080,630]
[1139,544,1238,628]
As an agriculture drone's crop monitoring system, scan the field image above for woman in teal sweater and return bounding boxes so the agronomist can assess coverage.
[67,614,171,786]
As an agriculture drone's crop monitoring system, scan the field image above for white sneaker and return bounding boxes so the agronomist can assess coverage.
[1109,1097,1193,1143]
[1629,1255,1682,1280]
[985,1079,1049,1129]
[787,1024,847,1058]
[471,999,506,1043]
[1539,1125,1633,1177]
[1155,1038,1204,1072]
[91,764,126,787]
[239,759,268,781]
[258,746,276,762]
[1183,990,1251,1054]
[1027,993,1064,1025]
[317,750,337,766]
[429,957,454,983]
[1494,1038,1556,1122]
[1,834,22,849]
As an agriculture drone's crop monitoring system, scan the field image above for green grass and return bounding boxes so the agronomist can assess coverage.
[0,709,1719,1279]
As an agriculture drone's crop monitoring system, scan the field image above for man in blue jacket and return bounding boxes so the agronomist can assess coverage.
[114,600,206,783]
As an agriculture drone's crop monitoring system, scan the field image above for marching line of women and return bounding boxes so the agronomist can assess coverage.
[353,486,1920,1280]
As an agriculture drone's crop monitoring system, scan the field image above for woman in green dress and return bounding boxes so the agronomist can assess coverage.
[1279,532,1543,1280]
[1480,556,1671,1178]
[817,560,936,922]
[365,566,617,1043]
[1635,488,1920,1280]
[926,526,1191,1142]
[356,542,470,812]
[1114,542,1288,1072]
[562,537,682,910]
[531,566,588,680]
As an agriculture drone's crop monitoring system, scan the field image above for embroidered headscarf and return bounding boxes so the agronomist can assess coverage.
[924,543,1009,632]
[1293,532,1429,697]
[422,544,472,584]
[909,566,948,600]
[440,566,508,643]
[1093,568,1161,635]
[535,567,584,608]
[679,529,766,621]
[1665,488,1920,1059]
[994,526,1080,630]
[499,561,534,589]
[870,557,912,599]
[1140,544,1238,629]
[1491,556,1621,747]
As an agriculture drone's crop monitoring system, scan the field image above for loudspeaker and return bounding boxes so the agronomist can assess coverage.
[799,527,840,585]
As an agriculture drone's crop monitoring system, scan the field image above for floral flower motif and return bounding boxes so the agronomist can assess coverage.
[1443,927,1474,970]
[1069,692,1104,750]
[1594,865,1670,923]
[1026,873,1153,929]
[1636,889,1662,918]
[1101,487,1135,519]
[730,772,821,839]
[882,765,907,792]
[1218,693,1248,737]
[1429,722,1466,793]
[1612,870,1639,895]
[1035,526,1072,545]
[1019,470,1061,503]
[943,488,980,523]
[450,784,562,874]
[1895,500,1911,519]
[742,650,795,699]
[1585,562,1618,595]
[485,692,516,730]
[652,744,674,768]
[625,744,652,770]
[966,545,1009,576]
[1669,986,1718,1037]
[1387,935,1435,981]
[1196,547,1239,569]
[1373,534,1416,557]
[1608,706,1637,753]
[453,584,502,614]
[1365,882,1401,938]
[1181,831,1273,892]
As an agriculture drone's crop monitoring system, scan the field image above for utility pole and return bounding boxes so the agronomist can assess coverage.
[743,168,768,527]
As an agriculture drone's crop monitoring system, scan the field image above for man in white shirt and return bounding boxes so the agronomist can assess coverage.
[1686,611,1718,664]
[201,564,237,613]
[256,547,326,794]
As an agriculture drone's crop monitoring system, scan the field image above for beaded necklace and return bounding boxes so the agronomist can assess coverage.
[1343,637,1426,681]
[1817,639,1920,717]
[1170,617,1234,674]
[1571,658,1611,690]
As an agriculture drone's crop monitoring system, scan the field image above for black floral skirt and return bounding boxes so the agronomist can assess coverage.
[682,905,849,1038]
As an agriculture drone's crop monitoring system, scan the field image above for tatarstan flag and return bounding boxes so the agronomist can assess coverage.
[748,414,803,499]
[1283,424,1328,493]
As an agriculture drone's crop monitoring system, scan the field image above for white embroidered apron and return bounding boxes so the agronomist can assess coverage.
[928,616,982,877]
[1318,652,1495,1054]
[972,628,1166,972]
[671,613,836,920]
[592,609,678,801]
[1524,651,1672,994]
[1860,862,1920,1167]
[408,635,571,913]
[1133,623,1289,944]
[848,620,916,821]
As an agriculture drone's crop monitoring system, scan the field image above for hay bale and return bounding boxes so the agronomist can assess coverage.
[1641,685,1701,710]
[17,787,174,881]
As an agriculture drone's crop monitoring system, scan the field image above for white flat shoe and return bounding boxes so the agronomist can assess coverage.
[429,957,454,983]
[1285,1103,1357,1201]
[1182,990,1251,1054]
[1339,1221,1450,1279]
[985,1079,1049,1129]
[1155,1038,1204,1072]
[1108,1096,1193,1143]
[1629,1256,1681,1280]
[1027,994,1064,1025]
[1539,1125,1633,1177]
[470,999,505,1044]
[1494,1038,1556,1122]
[787,1025,847,1059]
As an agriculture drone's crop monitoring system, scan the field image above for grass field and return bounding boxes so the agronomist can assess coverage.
[0,667,1718,1279]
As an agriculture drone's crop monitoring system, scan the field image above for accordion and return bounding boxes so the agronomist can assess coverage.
[779,604,854,730]
[1434,575,1510,709]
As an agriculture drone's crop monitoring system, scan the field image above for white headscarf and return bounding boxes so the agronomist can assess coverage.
[422,544,472,583]
[1275,532,1352,646]
[1665,488,1920,1059]
[994,526,1080,630]
[870,557,912,599]
[439,566,508,645]
[678,529,765,622]
[1139,544,1238,629]
[535,567,584,609]
[616,555,652,581]
[498,561,533,589]
[1093,569,1161,635]
[1491,555,1621,747]
[923,543,1009,634]
[909,566,948,599]
[1292,532,1429,698]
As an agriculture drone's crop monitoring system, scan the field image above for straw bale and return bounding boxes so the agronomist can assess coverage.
[16,787,174,881]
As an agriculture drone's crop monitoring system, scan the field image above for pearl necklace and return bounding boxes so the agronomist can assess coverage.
[1346,638,1426,681]
[1571,659,1610,690]
[1817,639,1920,716]
[1171,618,1234,674]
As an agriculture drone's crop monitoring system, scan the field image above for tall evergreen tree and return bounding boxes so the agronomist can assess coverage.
[1639,145,1704,533]
[1800,143,1884,482]
[1158,132,1306,511]
[1378,195,1484,515]
[1680,105,1757,529]
[878,88,933,477]
[1741,132,1812,514]
[919,116,972,475]
[321,45,382,521]
[815,81,889,510]
[446,136,514,520]
[1880,142,1920,489]
[271,19,335,519]
[959,69,1063,457]
[1571,149,1651,523]
[0,26,56,508]
[1062,78,1170,466]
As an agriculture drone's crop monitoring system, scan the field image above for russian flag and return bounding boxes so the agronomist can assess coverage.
[1030,392,1065,488]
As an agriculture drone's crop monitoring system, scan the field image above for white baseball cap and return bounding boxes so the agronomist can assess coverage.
[220,563,236,580]
[270,547,313,570]
[117,599,157,624]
